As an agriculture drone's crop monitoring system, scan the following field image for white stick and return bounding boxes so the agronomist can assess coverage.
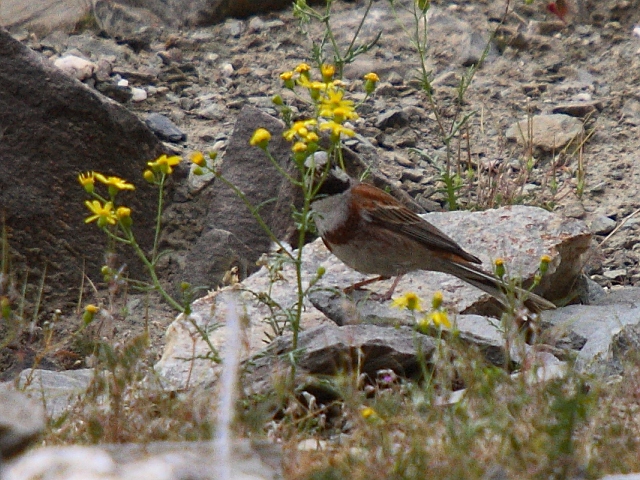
[215,294,242,480]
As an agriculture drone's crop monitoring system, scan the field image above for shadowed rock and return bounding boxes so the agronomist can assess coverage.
[0,27,164,309]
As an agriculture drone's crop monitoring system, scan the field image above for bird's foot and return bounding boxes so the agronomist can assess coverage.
[343,275,402,302]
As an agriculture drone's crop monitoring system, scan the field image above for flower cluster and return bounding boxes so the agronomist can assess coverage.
[250,63,379,166]
[392,290,452,331]
[78,171,135,228]
[79,154,183,229]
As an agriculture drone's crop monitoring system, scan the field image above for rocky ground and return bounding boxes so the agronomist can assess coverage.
[3,0,640,385]
[4,1,640,478]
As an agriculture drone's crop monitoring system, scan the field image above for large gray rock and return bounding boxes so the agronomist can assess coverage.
[0,0,92,35]
[0,0,309,35]
[543,287,640,375]
[0,27,164,309]
[0,389,44,460]
[159,105,301,294]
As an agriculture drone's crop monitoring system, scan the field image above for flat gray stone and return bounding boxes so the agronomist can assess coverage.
[506,114,584,151]
[243,324,437,396]
[145,112,186,142]
[15,369,94,419]
[589,215,616,235]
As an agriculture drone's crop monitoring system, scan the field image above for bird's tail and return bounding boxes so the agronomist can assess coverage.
[442,259,556,313]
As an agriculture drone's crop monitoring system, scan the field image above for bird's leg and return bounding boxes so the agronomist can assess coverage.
[343,275,389,294]
[374,275,403,301]
[343,275,403,301]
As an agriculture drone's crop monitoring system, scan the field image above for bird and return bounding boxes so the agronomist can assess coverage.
[310,167,556,312]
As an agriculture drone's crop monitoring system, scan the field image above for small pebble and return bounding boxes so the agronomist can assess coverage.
[131,87,147,102]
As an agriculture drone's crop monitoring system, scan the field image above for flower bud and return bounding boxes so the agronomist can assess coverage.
[494,258,505,279]
[363,72,380,95]
[539,254,551,276]
[83,304,99,325]
[431,291,443,310]
[116,206,132,228]
[1,297,11,319]
[143,169,155,183]
[416,0,430,13]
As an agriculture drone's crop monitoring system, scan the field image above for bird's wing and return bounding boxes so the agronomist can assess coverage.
[351,182,482,264]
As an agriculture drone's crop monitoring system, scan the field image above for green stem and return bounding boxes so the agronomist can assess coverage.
[103,226,184,313]
[151,174,166,263]
[215,174,296,262]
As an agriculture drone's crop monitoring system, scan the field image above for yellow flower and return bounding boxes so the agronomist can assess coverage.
[147,154,182,175]
[85,304,99,314]
[283,119,317,141]
[116,206,131,219]
[319,89,355,115]
[297,76,327,100]
[319,121,355,139]
[292,142,308,153]
[94,173,135,191]
[78,172,96,193]
[190,151,206,167]
[83,304,100,325]
[538,254,552,277]
[364,72,380,95]
[329,106,359,123]
[295,63,311,74]
[280,71,294,81]
[364,72,380,83]
[361,407,377,419]
[249,128,272,149]
[391,292,423,312]
[280,71,295,89]
[321,63,335,82]
[84,200,117,227]
[305,131,319,143]
[425,311,451,329]
[116,207,133,229]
